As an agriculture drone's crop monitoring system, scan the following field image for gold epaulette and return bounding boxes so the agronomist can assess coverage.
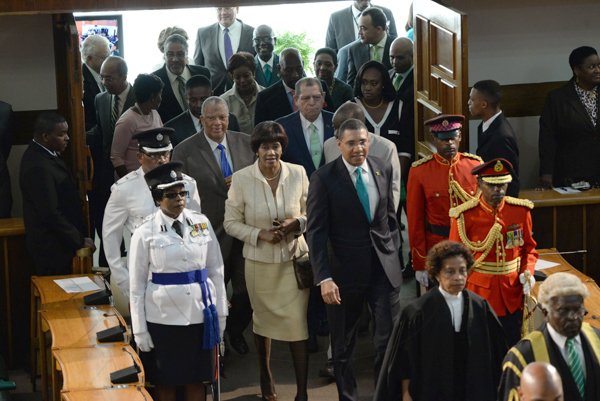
[462,152,483,163]
[449,196,479,218]
[504,196,534,209]
[411,155,433,168]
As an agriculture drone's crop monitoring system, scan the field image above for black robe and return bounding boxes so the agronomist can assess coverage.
[498,322,600,401]
[373,288,507,401]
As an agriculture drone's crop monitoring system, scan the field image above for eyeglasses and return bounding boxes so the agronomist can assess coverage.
[143,151,170,161]
[253,36,274,44]
[163,190,189,200]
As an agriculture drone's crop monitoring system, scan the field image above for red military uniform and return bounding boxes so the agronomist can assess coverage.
[449,195,538,316]
[407,152,481,271]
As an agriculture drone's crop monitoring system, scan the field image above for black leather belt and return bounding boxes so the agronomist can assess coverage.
[425,223,450,237]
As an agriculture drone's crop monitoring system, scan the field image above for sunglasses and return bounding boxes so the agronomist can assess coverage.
[163,190,189,199]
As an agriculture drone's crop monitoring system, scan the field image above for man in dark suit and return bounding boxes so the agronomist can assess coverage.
[326,1,397,53]
[81,35,110,131]
[307,118,401,401]
[152,34,211,123]
[87,56,134,266]
[469,79,520,196]
[346,7,395,87]
[20,112,95,275]
[277,77,335,178]
[539,46,600,188]
[193,6,255,95]
[172,96,254,354]
[255,48,336,125]
[253,24,280,88]
[165,75,240,147]
[0,100,13,217]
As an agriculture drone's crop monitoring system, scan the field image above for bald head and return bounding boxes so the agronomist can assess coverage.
[100,56,128,95]
[279,48,304,89]
[389,37,414,74]
[518,362,563,401]
[333,102,366,134]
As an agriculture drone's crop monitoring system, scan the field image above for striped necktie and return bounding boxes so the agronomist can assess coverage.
[354,167,371,223]
[566,337,585,399]
[111,95,120,132]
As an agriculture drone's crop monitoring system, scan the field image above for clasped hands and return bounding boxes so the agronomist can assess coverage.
[258,218,299,244]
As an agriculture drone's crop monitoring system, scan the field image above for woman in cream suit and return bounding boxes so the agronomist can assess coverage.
[224,121,310,401]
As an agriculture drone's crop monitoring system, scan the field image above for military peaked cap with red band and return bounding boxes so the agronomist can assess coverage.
[471,158,514,184]
[424,114,465,139]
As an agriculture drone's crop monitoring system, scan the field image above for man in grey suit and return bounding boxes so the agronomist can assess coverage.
[172,96,254,355]
[87,56,134,266]
[326,1,397,53]
[253,25,280,88]
[346,7,395,87]
[307,118,401,401]
[193,6,255,96]
[152,34,211,123]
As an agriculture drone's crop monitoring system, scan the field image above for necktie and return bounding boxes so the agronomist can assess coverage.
[566,338,585,399]
[172,220,184,238]
[371,45,381,62]
[217,143,233,178]
[111,95,120,132]
[176,76,188,110]
[355,167,371,223]
[393,73,403,91]
[264,64,272,83]
[289,90,297,111]
[224,28,233,63]
[309,123,322,168]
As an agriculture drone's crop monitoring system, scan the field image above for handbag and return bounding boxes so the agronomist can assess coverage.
[293,253,313,290]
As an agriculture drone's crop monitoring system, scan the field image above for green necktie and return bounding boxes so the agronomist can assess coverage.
[566,337,585,399]
[371,45,381,62]
[177,76,188,110]
[355,167,371,222]
[264,64,272,83]
[393,73,403,91]
[309,123,321,169]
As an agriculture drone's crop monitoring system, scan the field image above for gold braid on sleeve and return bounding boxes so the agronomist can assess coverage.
[456,214,504,265]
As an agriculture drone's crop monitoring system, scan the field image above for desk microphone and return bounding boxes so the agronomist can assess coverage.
[110,347,141,384]
[97,321,126,343]
[84,273,112,306]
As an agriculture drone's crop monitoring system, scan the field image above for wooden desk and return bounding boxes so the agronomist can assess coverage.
[0,217,26,367]
[53,346,144,393]
[61,387,152,401]
[535,249,600,329]
[41,301,128,350]
[521,188,600,281]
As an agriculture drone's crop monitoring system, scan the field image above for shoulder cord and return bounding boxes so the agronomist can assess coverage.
[456,213,505,266]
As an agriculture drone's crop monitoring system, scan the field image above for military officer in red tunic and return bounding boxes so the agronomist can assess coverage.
[407,114,482,287]
[449,158,538,346]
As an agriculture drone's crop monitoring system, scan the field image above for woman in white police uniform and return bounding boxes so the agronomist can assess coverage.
[129,161,227,401]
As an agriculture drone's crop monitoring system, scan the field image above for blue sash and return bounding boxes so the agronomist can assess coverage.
[151,269,221,349]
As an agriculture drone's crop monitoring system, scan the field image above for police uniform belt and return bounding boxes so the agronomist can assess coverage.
[425,222,450,237]
[473,258,520,275]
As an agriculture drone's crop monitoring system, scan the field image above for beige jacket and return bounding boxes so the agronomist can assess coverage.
[224,160,309,263]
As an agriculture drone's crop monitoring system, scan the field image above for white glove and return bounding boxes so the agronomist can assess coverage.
[134,331,154,352]
[519,272,536,295]
[415,271,429,287]
[219,315,227,340]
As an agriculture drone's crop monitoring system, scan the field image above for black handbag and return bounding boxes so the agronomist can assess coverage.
[293,253,313,290]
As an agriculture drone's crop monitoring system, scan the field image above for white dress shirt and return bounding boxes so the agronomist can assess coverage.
[257,54,274,71]
[547,322,587,377]
[439,287,464,332]
[342,157,379,220]
[166,66,192,110]
[204,132,234,171]
[218,20,242,68]
[481,110,503,133]
[300,112,325,151]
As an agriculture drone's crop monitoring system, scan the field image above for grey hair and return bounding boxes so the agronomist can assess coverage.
[201,96,229,115]
[295,77,323,96]
[81,35,110,60]
[163,33,189,53]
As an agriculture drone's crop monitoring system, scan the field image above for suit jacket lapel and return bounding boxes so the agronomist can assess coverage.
[183,113,197,134]
[566,82,597,132]
[211,24,225,67]
[336,157,370,224]
[367,157,384,214]
[196,132,224,182]
[290,113,313,166]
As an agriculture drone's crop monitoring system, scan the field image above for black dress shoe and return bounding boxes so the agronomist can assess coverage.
[229,334,249,355]
[318,360,334,380]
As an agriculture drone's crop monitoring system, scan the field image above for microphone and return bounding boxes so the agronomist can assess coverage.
[110,347,141,384]
[97,321,126,343]
[84,273,112,306]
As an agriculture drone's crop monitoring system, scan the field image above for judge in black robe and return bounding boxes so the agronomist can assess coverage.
[374,241,507,401]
